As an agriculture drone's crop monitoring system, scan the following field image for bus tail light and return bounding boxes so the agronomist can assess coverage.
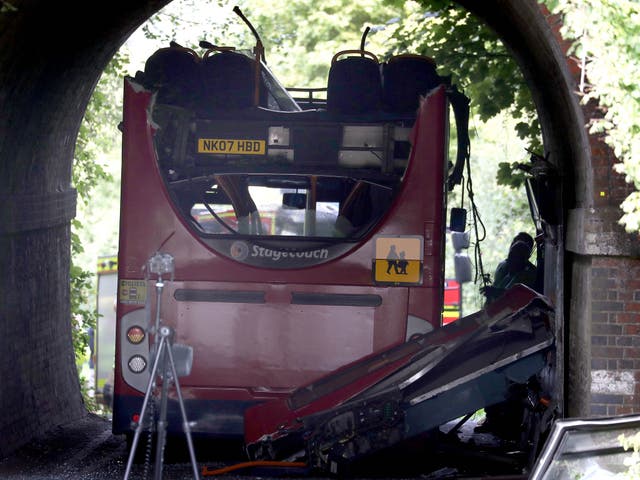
[120,309,151,392]
[128,355,147,373]
[127,326,145,344]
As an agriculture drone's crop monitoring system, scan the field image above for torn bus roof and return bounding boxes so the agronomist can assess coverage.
[243,284,555,472]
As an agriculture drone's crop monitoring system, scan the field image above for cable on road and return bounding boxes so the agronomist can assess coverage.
[201,460,308,476]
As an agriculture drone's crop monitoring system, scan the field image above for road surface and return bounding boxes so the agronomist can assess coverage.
[0,413,526,479]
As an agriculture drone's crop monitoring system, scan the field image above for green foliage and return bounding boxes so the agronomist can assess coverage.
[0,0,17,13]
[69,251,99,413]
[448,114,534,313]
[548,0,640,232]
[386,2,540,135]
[132,0,401,89]
[74,52,126,195]
[620,431,640,479]
[243,0,400,87]
[140,0,247,50]
[70,253,97,359]
[360,0,542,190]
[71,51,128,411]
[496,161,528,189]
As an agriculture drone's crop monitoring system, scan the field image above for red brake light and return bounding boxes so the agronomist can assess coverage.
[127,326,145,344]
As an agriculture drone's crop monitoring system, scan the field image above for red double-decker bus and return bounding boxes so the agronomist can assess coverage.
[112,35,470,441]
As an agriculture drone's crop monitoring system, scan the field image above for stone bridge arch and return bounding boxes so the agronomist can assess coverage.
[1,0,638,457]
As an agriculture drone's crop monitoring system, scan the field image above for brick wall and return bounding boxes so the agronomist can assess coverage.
[543,5,640,417]
[589,258,640,416]
[577,43,640,418]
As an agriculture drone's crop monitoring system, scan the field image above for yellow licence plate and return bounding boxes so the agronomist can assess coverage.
[197,138,266,155]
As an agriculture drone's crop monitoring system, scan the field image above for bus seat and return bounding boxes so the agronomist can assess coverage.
[200,49,265,110]
[327,50,382,114]
[143,44,203,108]
[382,54,440,113]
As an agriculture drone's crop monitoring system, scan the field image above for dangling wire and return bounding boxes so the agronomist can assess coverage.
[463,144,489,286]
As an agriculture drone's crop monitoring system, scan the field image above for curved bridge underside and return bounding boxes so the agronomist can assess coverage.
[0,0,624,457]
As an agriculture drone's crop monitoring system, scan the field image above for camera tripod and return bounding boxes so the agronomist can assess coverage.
[124,253,199,480]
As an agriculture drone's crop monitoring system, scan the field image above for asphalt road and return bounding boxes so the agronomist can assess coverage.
[0,413,241,480]
[0,413,528,480]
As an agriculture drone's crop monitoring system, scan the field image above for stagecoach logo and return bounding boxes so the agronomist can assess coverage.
[230,241,329,263]
[230,241,249,261]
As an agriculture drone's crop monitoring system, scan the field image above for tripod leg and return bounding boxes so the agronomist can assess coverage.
[166,341,200,480]
[123,335,167,480]
[153,350,171,480]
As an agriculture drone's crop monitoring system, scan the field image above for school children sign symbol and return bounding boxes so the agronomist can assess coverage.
[373,235,423,285]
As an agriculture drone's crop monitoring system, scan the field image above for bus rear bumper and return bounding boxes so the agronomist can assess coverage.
[112,395,260,438]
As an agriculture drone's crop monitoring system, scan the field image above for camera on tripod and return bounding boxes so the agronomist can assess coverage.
[147,252,175,277]
[124,252,200,480]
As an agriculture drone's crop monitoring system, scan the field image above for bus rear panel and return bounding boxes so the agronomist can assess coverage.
[114,47,451,438]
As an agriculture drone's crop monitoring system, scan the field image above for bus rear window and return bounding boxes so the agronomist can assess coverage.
[173,174,395,239]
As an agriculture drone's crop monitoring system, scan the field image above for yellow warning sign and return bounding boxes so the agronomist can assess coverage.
[119,279,147,305]
[373,235,423,285]
[97,256,118,274]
